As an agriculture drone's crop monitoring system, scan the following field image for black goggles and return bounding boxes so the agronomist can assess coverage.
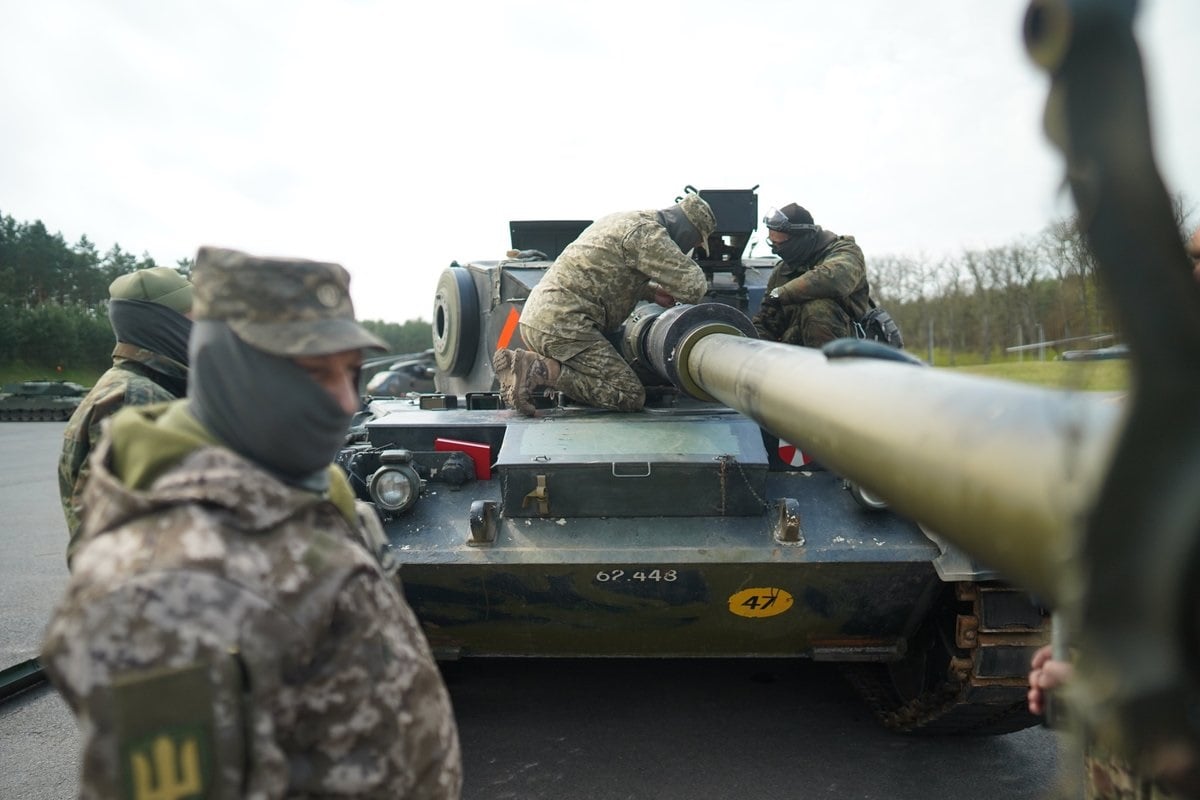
[763,207,819,234]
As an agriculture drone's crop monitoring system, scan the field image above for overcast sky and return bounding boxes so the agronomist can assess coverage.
[2,0,1196,324]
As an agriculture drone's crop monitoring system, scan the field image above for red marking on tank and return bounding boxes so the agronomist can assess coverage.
[496,306,520,351]
[778,441,813,467]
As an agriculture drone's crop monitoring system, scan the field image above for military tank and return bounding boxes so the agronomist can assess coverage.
[363,349,438,398]
[337,187,1049,735]
[0,380,87,421]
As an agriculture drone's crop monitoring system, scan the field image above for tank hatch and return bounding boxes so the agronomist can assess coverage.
[508,220,593,261]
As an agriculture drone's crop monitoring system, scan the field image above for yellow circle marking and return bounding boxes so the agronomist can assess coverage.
[728,587,794,618]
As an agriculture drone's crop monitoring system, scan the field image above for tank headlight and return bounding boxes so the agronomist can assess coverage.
[369,464,421,513]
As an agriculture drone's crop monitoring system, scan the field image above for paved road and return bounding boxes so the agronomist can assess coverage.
[0,422,1080,799]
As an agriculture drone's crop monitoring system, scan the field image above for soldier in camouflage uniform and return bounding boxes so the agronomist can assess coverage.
[493,192,716,415]
[1029,645,1177,799]
[59,267,193,566]
[41,247,462,799]
[752,203,875,347]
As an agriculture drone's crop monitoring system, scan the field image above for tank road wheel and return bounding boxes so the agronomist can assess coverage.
[843,582,1049,735]
[432,266,480,378]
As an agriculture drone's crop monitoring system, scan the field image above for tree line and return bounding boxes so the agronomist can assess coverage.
[0,211,433,375]
[868,199,1193,365]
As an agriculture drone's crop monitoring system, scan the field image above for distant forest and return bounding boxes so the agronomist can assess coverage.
[872,197,1191,364]
[0,212,433,374]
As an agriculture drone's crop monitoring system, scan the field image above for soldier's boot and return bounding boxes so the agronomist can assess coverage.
[492,349,559,416]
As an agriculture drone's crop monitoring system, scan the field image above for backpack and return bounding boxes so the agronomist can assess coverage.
[855,305,904,349]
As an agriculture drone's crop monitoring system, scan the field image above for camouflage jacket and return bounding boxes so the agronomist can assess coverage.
[1081,745,1178,799]
[520,210,708,342]
[59,342,188,563]
[754,236,872,324]
[41,402,462,800]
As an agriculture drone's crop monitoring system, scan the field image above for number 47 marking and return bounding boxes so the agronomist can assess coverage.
[741,592,778,610]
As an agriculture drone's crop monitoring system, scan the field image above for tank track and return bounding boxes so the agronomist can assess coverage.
[844,581,1049,735]
[0,408,73,421]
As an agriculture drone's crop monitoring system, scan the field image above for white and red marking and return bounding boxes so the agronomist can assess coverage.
[777,440,814,467]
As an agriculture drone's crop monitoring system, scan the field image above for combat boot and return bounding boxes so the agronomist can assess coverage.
[492,349,557,416]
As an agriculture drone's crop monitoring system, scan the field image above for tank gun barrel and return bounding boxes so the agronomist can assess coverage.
[684,333,1122,606]
[629,303,1122,606]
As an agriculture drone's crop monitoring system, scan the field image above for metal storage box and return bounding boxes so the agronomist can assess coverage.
[496,415,768,518]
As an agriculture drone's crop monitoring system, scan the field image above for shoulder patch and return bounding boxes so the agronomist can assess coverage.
[112,659,241,800]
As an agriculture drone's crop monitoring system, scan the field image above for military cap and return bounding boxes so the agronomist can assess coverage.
[109,267,193,314]
[679,193,717,256]
[191,246,386,357]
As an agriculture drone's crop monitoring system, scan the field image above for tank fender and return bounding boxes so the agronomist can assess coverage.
[919,525,1002,583]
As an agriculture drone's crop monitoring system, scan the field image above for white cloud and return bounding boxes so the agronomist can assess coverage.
[1,0,1196,323]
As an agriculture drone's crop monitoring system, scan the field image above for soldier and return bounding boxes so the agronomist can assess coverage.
[41,247,462,799]
[492,191,716,415]
[752,203,876,347]
[1028,645,1178,799]
[59,266,193,566]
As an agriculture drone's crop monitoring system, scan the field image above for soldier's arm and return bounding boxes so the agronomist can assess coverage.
[630,225,708,304]
[61,384,129,561]
[297,572,462,799]
[775,243,866,304]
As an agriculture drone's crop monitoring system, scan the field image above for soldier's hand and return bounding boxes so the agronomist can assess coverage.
[760,290,783,312]
[1027,644,1073,720]
[653,289,677,308]
[754,327,780,342]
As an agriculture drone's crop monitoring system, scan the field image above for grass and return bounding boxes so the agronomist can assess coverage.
[0,363,104,388]
[944,359,1130,392]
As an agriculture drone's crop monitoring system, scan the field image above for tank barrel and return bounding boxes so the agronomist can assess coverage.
[637,312,1123,606]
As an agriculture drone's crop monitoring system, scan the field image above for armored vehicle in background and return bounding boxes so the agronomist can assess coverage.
[338,187,1049,735]
[0,380,87,421]
[363,349,438,397]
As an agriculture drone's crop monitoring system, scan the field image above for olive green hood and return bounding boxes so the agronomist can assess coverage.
[100,401,358,528]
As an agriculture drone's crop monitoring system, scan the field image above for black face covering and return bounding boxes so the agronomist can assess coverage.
[108,299,192,367]
[187,321,352,491]
[769,227,839,268]
[656,206,702,254]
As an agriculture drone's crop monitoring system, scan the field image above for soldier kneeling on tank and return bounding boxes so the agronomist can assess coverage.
[493,191,716,415]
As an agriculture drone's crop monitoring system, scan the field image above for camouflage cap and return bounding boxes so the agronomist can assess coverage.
[679,193,717,256]
[191,246,386,357]
[109,267,193,314]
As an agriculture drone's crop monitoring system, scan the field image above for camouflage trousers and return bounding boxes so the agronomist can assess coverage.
[755,297,852,347]
[520,325,645,412]
[1083,750,1177,800]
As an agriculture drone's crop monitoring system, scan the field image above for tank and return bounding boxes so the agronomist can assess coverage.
[0,380,87,421]
[337,186,1050,736]
[363,349,438,397]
